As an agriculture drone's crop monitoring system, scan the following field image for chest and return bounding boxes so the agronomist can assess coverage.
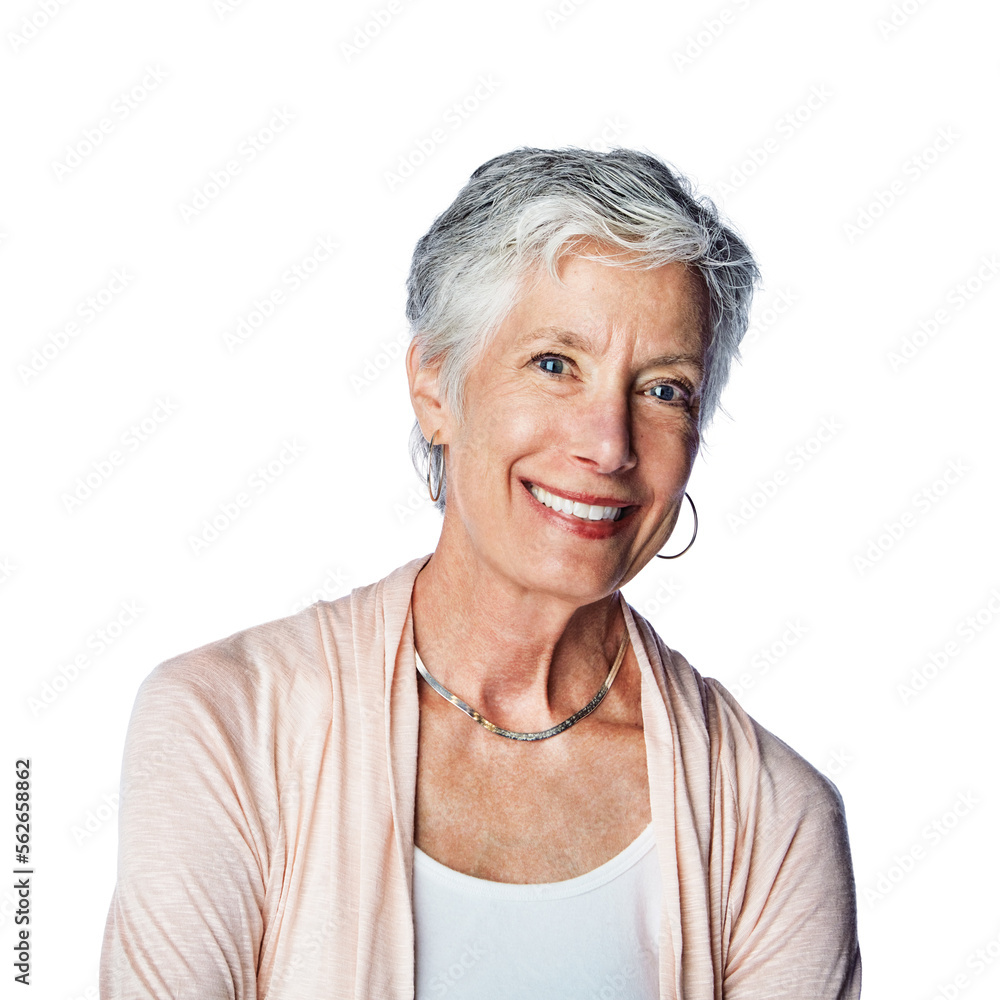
[413,691,652,883]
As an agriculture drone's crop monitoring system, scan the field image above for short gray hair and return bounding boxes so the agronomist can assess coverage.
[406,146,760,512]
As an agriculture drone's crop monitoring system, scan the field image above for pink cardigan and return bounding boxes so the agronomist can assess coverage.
[100,552,861,998]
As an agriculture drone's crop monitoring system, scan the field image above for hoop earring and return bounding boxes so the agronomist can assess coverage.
[655,492,698,559]
[426,431,444,502]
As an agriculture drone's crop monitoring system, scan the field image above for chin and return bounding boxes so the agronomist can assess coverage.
[508,549,625,604]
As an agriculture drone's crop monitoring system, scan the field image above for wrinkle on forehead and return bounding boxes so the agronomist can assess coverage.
[509,255,709,367]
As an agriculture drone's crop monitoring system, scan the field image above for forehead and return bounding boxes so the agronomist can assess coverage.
[500,253,710,360]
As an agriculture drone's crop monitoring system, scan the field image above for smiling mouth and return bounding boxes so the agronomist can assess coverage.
[524,481,633,522]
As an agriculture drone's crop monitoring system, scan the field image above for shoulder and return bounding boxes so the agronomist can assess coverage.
[124,602,343,788]
[129,552,431,755]
[624,604,860,989]
[696,673,859,987]
[628,605,846,833]
[701,674,848,836]
[660,644,855,907]
[140,602,333,717]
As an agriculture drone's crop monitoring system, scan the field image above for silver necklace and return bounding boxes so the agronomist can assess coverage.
[414,630,630,741]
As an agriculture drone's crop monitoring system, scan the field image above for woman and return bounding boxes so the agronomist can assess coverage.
[100,147,862,998]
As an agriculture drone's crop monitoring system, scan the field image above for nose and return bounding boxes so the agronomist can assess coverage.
[567,393,637,475]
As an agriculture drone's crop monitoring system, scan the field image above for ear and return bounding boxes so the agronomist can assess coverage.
[406,338,453,444]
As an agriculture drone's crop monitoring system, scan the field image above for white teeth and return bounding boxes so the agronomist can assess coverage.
[529,484,622,522]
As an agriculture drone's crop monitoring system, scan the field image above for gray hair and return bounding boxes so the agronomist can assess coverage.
[406,146,760,513]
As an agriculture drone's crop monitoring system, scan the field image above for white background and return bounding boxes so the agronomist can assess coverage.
[3,0,999,996]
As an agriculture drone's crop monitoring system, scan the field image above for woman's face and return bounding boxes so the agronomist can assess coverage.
[424,248,709,604]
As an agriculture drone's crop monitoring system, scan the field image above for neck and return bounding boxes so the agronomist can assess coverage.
[411,535,627,733]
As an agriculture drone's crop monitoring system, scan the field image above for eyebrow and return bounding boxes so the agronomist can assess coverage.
[518,327,705,378]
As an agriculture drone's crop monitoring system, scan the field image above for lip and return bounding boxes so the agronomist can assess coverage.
[521,479,638,536]
[522,479,635,509]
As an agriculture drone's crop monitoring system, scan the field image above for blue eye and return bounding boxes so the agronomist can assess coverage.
[534,353,568,375]
[532,352,693,409]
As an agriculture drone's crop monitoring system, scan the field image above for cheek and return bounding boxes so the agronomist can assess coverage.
[634,419,698,479]
[459,389,552,468]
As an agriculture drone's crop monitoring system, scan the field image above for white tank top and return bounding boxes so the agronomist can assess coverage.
[413,822,661,999]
